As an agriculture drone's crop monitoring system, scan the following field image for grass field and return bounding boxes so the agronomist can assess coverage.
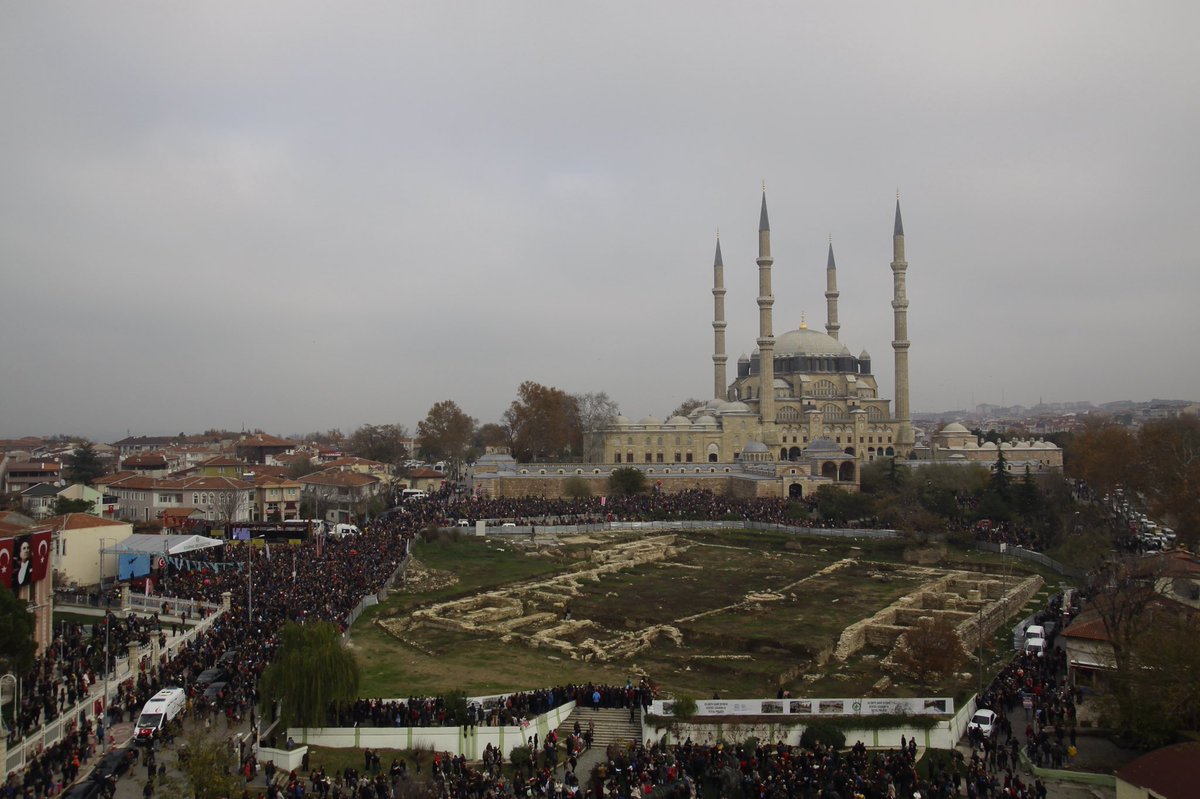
[349,530,1053,703]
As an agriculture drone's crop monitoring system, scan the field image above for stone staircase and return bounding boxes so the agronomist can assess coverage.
[556,707,644,751]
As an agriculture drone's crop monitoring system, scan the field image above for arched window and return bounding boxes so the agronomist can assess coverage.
[813,379,837,397]
[839,462,856,482]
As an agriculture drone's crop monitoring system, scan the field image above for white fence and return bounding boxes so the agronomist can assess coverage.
[449,520,900,540]
[649,696,955,718]
[657,695,980,751]
[291,701,576,759]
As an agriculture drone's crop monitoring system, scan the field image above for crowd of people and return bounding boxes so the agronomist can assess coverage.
[6,487,1079,799]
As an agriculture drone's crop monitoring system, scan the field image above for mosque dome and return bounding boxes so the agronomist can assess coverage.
[941,422,970,434]
[721,401,753,414]
[667,415,692,427]
[613,415,631,426]
[775,327,852,358]
[693,414,718,427]
[804,437,842,454]
[743,440,768,453]
[637,415,661,426]
[705,398,726,410]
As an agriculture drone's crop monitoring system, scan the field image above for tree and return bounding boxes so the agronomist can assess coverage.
[474,422,511,452]
[52,497,95,516]
[259,621,360,729]
[212,487,248,525]
[666,398,705,421]
[813,485,875,524]
[895,616,966,678]
[1136,416,1200,544]
[574,391,620,463]
[1088,554,1164,741]
[503,382,581,462]
[286,457,319,480]
[990,446,1011,501]
[417,401,477,476]
[0,587,36,677]
[1066,419,1139,497]
[160,726,244,799]
[346,423,411,467]
[608,467,646,497]
[67,442,105,485]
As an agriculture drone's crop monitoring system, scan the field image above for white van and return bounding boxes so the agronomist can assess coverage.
[401,489,428,501]
[1024,637,1048,657]
[330,523,361,537]
[1024,624,1045,642]
[136,687,186,742]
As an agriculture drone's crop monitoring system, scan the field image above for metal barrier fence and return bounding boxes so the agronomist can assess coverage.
[971,541,1085,579]
[3,595,227,775]
[459,520,901,539]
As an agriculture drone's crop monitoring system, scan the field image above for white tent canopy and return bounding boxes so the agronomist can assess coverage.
[104,533,224,556]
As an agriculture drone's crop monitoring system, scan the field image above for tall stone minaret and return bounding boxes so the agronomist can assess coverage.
[712,234,728,400]
[825,238,840,341]
[891,195,914,448]
[756,188,777,441]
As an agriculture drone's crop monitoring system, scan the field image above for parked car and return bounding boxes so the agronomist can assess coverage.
[202,681,228,703]
[967,708,997,737]
[194,667,228,689]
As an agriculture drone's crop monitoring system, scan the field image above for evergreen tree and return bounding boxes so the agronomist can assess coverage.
[67,442,105,485]
[990,446,1011,501]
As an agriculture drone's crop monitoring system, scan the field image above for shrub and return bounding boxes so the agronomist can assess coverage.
[509,745,533,770]
[800,721,846,750]
[669,695,697,721]
[608,467,647,496]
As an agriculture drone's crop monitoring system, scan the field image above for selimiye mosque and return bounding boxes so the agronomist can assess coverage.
[597,190,914,493]
[472,188,1058,499]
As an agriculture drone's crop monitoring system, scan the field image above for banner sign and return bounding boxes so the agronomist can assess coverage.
[650,696,953,718]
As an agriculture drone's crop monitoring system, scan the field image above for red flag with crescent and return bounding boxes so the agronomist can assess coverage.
[0,537,12,589]
[31,530,52,582]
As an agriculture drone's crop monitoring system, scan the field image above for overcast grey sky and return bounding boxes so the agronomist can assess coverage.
[2,2,1198,442]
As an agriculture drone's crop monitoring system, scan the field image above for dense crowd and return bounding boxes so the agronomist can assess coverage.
[6,488,1073,799]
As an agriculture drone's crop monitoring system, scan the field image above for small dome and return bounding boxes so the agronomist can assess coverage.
[667,415,692,427]
[637,415,661,426]
[941,422,970,434]
[613,415,631,426]
[693,414,718,427]
[743,440,768,453]
[705,398,726,410]
[981,441,997,450]
[1000,441,1013,450]
[773,378,789,388]
[738,353,750,363]
[721,401,752,414]
[805,437,842,454]
[859,349,871,360]
[965,440,979,449]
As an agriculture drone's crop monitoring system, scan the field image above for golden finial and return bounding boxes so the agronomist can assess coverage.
[799,311,808,330]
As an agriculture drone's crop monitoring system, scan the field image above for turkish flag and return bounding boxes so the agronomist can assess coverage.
[31,530,52,582]
[0,538,11,590]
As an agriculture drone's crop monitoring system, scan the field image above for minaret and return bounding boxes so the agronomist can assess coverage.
[891,194,914,448]
[756,187,777,441]
[712,234,728,400]
[825,238,840,341]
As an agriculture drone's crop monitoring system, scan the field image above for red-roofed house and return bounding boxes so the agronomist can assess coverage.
[297,468,381,524]
[1115,741,1200,798]
[235,433,296,465]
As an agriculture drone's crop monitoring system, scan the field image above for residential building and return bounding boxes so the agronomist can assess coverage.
[20,483,60,519]
[39,513,133,588]
[297,468,381,524]
[234,433,296,465]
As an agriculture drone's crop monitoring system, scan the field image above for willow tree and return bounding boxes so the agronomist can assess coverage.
[259,621,360,729]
